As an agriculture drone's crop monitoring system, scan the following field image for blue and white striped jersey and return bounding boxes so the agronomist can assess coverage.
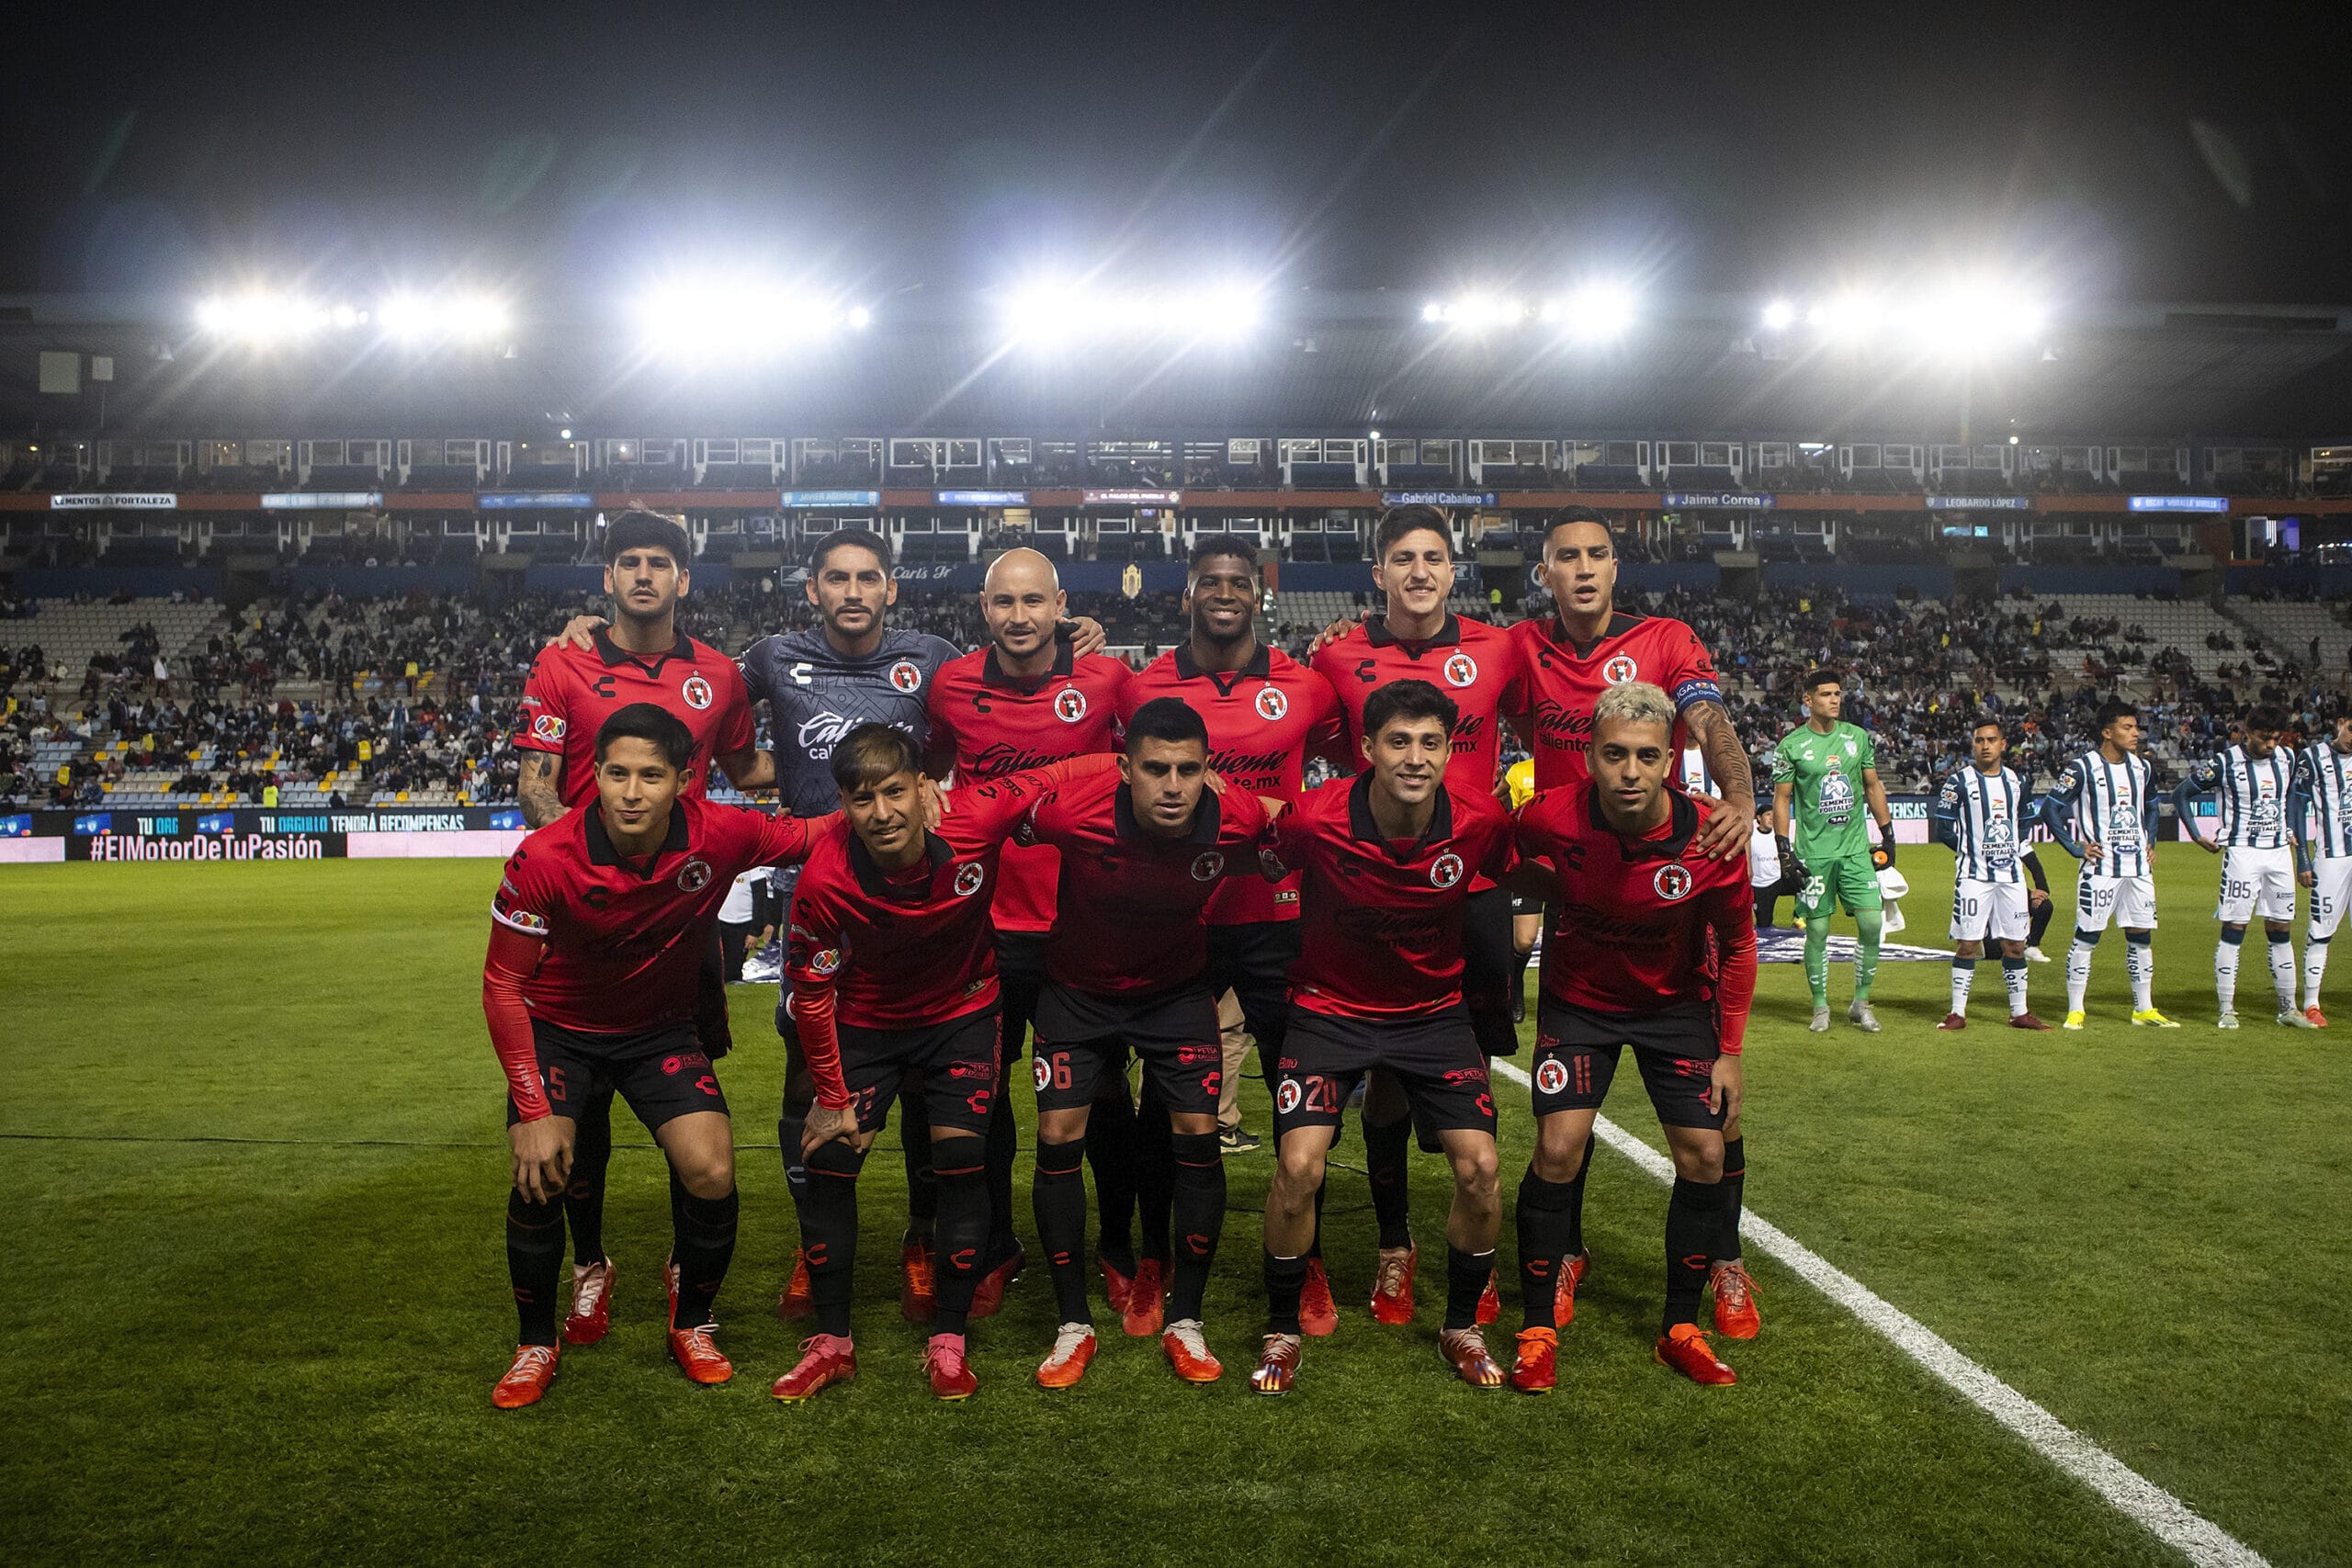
[2293,740,2352,860]
[2183,745,2296,852]
[2043,748,2157,877]
[1934,764,2027,884]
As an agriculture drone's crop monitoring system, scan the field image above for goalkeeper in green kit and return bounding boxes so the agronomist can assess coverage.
[1771,669,1897,1032]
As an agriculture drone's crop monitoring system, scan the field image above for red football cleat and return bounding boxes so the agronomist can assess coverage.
[1160,1319,1224,1382]
[2007,1012,2054,1032]
[1100,1256,1135,1315]
[1655,1322,1736,1385]
[1555,1250,1589,1326]
[1711,1259,1762,1339]
[772,1334,857,1402]
[899,1236,937,1325]
[1439,1325,1505,1388]
[1368,1244,1418,1325]
[1250,1333,1302,1395]
[1121,1258,1166,1337]
[1936,1012,1967,1031]
[561,1258,615,1347]
[491,1343,559,1409]
[1298,1258,1339,1337]
[775,1247,814,1322]
[1509,1326,1556,1394]
[1476,1267,1501,1326]
[969,1247,1025,1319]
[1036,1324,1098,1389]
[668,1323,733,1384]
[923,1333,978,1401]
[2306,1005,2329,1029]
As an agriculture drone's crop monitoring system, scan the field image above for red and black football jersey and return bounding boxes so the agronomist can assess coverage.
[513,629,756,808]
[1506,612,1722,792]
[1312,615,1525,787]
[1270,773,1519,1020]
[491,797,819,1033]
[1119,642,1342,925]
[783,781,1043,1031]
[926,643,1130,932]
[1513,782,1753,1021]
[1016,762,1273,996]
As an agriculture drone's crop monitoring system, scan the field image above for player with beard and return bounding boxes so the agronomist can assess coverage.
[1307,505,1525,1328]
[925,549,1136,1314]
[551,525,1105,1325]
[1508,682,1758,1390]
[511,512,773,1348]
[1503,508,1753,1334]
[1250,680,1518,1393]
[1117,536,1346,1337]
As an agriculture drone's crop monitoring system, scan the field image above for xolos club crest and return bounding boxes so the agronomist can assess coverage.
[1603,654,1640,685]
[1430,852,1464,888]
[1442,652,1478,688]
[1534,1056,1570,1095]
[888,660,924,694]
[1254,685,1289,721]
[1054,685,1088,723]
[681,673,714,710]
[676,858,714,892]
[953,863,987,897]
[1653,863,1694,901]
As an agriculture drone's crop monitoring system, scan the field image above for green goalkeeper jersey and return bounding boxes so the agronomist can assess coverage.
[1772,720,1877,861]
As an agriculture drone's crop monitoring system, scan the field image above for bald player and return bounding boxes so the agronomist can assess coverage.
[926,550,1136,1310]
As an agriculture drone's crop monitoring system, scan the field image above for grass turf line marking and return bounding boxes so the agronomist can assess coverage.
[1484,1059,2268,1568]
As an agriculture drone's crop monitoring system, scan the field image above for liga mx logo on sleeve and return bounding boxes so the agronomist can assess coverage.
[888,660,924,694]
[1054,686,1089,723]
[1253,685,1289,721]
[681,673,714,711]
[530,713,568,743]
[1442,652,1478,688]
[1603,654,1640,684]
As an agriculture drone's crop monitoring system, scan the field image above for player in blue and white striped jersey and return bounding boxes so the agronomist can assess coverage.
[2288,712,2352,1025]
[1930,719,2049,1031]
[2041,701,2177,1029]
[2173,705,2313,1030]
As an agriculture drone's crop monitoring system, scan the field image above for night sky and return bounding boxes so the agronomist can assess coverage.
[6,2,2347,309]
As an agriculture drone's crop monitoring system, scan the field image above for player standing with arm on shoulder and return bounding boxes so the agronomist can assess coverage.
[1507,682,1758,1390]
[2040,701,2174,1029]
[925,548,1135,1314]
[508,510,766,1347]
[2174,705,2314,1030]
[1931,719,2052,1031]
[1771,668,1896,1032]
[2289,712,2352,1025]
[1308,506,1528,1326]
[1250,680,1517,1393]
[1119,536,1346,1336]
[483,705,825,1408]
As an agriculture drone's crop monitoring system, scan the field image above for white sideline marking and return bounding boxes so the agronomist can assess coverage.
[1485,1060,2268,1568]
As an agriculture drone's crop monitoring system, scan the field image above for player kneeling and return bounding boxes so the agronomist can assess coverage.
[1250,681,1518,1393]
[485,705,829,1408]
[772,725,1098,1404]
[1510,682,1758,1390]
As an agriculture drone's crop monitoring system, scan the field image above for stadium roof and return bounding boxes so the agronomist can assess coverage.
[6,290,2350,440]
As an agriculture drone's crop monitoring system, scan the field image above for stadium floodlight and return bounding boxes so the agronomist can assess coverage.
[195,292,340,344]
[1000,282,1263,346]
[1421,293,1529,330]
[1555,283,1637,342]
[378,291,511,344]
[1905,281,2047,359]
[1806,292,1884,341]
[1760,299,1797,332]
[633,278,868,357]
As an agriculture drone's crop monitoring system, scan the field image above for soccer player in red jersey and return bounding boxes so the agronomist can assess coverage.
[483,705,823,1409]
[507,511,771,1348]
[1507,682,1758,1390]
[924,548,1136,1315]
[1507,508,1752,857]
[768,725,1100,1404]
[1250,680,1518,1393]
[1119,535,1346,1335]
[1012,698,1276,1386]
[1311,504,1527,1325]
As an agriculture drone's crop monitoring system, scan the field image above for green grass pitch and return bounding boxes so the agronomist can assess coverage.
[1,844,2345,1565]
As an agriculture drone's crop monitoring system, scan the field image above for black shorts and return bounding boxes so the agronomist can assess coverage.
[1459,886,1521,1056]
[1033,981,1224,1118]
[1272,1006,1496,1142]
[837,1007,1002,1137]
[994,930,1047,1058]
[509,1020,729,1134]
[1206,920,1303,1051]
[1530,998,1724,1131]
